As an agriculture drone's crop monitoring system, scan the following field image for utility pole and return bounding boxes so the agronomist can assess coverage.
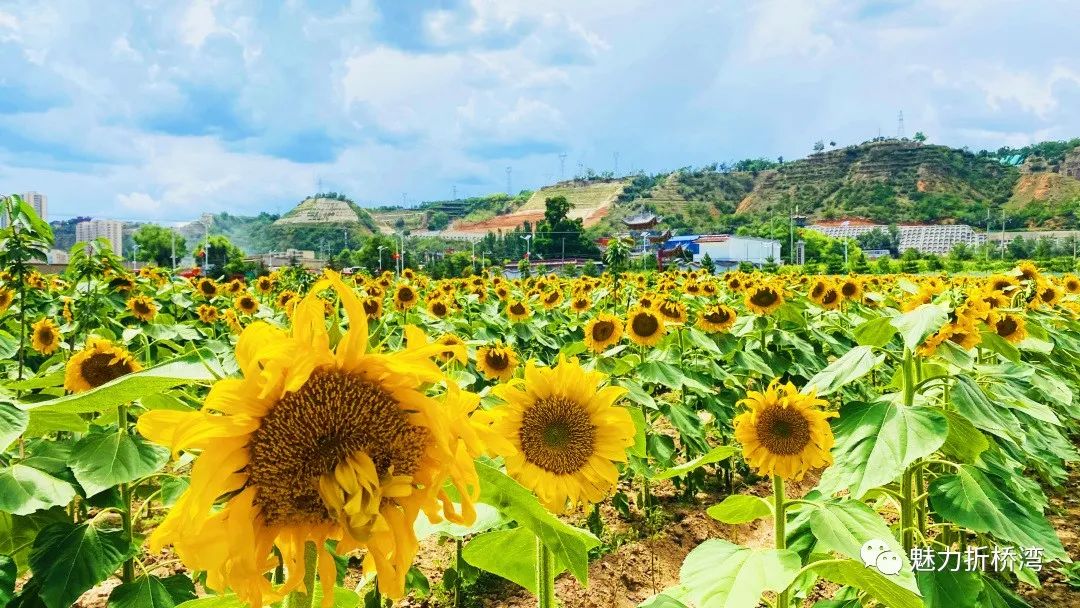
[171,231,176,270]
[204,219,210,272]
[559,153,567,181]
[789,204,797,265]
[506,166,512,195]
[985,207,992,260]
[1000,210,1006,258]
[843,239,849,267]
[343,227,349,250]
[132,243,139,271]
[452,185,457,200]
[378,245,386,272]
[561,237,565,260]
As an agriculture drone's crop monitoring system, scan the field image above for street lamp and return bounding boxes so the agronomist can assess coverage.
[132,243,139,271]
[378,245,386,272]
[520,234,532,260]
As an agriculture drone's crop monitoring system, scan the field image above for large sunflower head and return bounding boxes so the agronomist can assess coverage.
[1015,261,1041,283]
[64,337,142,393]
[839,277,863,301]
[31,318,62,355]
[426,297,450,319]
[361,296,383,320]
[818,286,843,310]
[482,356,635,512]
[476,342,519,381]
[393,284,419,311]
[137,271,478,605]
[1031,281,1062,309]
[540,289,563,310]
[127,295,158,322]
[583,313,623,353]
[196,278,219,299]
[697,304,736,333]
[1063,274,1080,295]
[991,312,1026,344]
[733,380,836,481]
[625,306,666,347]
[745,284,784,315]
[656,299,688,324]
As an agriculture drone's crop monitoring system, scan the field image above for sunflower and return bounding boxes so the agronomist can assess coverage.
[1015,261,1040,283]
[31,318,62,355]
[733,380,836,481]
[1032,281,1062,309]
[361,296,383,320]
[235,293,260,315]
[108,275,135,292]
[480,356,635,512]
[838,277,862,301]
[570,296,591,314]
[223,308,243,333]
[276,290,299,309]
[256,275,276,294]
[476,342,519,381]
[818,286,842,310]
[991,312,1026,344]
[745,284,784,315]
[987,274,1019,293]
[697,304,737,333]
[127,295,158,322]
[583,313,623,353]
[946,319,982,350]
[625,306,666,347]
[0,287,13,313]
[65,338,142,392]
[505,299,530,322]
[540,289,563,310]
[656,299,688,324]
[137,271,478,604]
[426,298,450,318]
[1064,275,1080,295]
[808,279,830,303]
[198,304,220,324]
[393,284,419,311]
[435,334,467,364]
[226,278,245,295]
[196,278,219,299]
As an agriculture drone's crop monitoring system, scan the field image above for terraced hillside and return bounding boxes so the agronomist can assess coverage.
[451,179,625,233]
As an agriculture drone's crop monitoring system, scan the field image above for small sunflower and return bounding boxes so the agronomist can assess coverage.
[427,298,450,318]
[838,277,862,301]
[733,380,836,481]
[481,356,635,512]
[570,296,591,314]
[137,271,479,604]
[1063,275,1080,295]
[656,299,688,324]
[65,338,142,393]
[255,275,276,294]
[197,304,220,324]
[223,308,243,333]
[745,284,784,315]
[697,304,737,333]
[436,334,467,364]
[225,278,245,295]
[625,306,666,347]
[362,296,384,320]
[991,312,1026,344]
[946,319,982,350]
[127,295,158,322]
[540,290,563,310]
[476,342,519,381]
[31,318,62,355]
[505,299,531,322]
[818,286,843,310]
[1032,281,1062,309]
[393,284,419,311]
[276,290,299,309]
[235,293,259,315]
[0,287,13,313]
[1015,261,1040,283]
[195,278,219,299]
[583,313,623,353]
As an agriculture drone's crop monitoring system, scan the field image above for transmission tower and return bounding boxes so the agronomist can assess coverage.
[506,166,512,195]
[897,110,905,139]
[558,153,567,181]
[452,185,457,200]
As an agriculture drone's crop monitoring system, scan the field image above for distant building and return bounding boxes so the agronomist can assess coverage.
[660,234,782,269]
[808,220,985,255]
[22,192,47,221]
[622,213,661,230]
[75,219,124,256]
[246,249,326,271]
[48,249,69,264]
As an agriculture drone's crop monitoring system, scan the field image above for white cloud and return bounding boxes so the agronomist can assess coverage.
[117,191,160,212]
[741,0,836,62]
[975,66,1080,119]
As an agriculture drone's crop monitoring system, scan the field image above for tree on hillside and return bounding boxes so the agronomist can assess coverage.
[914,131,927,143]
[813,140,825,152]
[427,211,450,230]
[195,235,247,277]
[533,195,598,259]
[133,225,187,267]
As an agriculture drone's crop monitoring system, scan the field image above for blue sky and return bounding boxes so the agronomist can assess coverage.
[2,0,1079,221]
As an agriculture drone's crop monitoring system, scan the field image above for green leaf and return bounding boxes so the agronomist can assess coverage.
[853,316,897,348]
[817,400,947,499]
[25,410,88,436]
[706,495,773,524]
[69,428,170,497]
[0,554,15,606]
[978,575,1030,608]
[679,540,801,608]
[175,596,245,608]
[808,559,923,608]
[475,462,599,585]
[0,509,68,571]
[0,462,77,515]
[108,574,197,608]
[22,350,216,415]
[28,520,131,608]
[414,502,503,541]
[940,410,989,464]
[805,499,919,593]
[462,527,547,594]
[686,328,723,355]
[652,445,738,480]
[804,346,884,396]
[0,401,28,448]
[891,304,948,351]
[950,375,1018,440]
[916,567,983,608]
[928,465,1066,560]
[627,406,647,458]
[978,331,1020,363]
[638,593,691,608]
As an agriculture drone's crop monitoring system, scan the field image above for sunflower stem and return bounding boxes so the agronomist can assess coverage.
[772,475,790,608]
[285,542,319,608]
[900,349,917,553]
[118,402,135,584]
[535,534,556,608]
[454,538,465,608]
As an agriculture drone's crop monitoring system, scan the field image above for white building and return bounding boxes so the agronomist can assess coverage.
[22,192,47,221]
[661,235,783,268]
[809,221,986,256]
[76,219,124,256]
[48,249,70,264]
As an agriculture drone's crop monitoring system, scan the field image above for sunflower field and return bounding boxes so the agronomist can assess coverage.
[1,194,1079,608]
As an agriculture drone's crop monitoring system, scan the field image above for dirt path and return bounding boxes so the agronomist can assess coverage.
[1023,462,1080,607]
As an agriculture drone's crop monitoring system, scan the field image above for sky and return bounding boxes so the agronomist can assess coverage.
[1,0,1079,223]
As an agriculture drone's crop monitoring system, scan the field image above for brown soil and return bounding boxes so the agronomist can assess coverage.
[1022,462,1080,607]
